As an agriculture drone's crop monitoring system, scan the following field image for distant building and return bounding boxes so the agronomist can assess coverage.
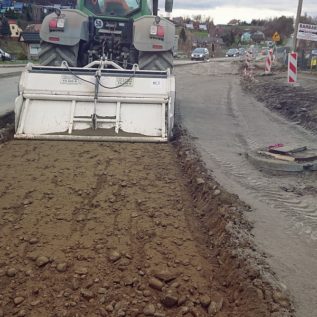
[0,0,11,13]
[0,0,11,10]
[13,2,24,12]
[0,0,25,13]
[19,24,41,60]
[192,35,224,48]
[8,19,22,38]
[43,4,73,15]
[199,24,207,31]
[185,23,194,30]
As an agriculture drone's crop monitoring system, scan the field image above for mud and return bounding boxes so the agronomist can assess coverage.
[0,112,14,144]
[0,131,293,317]
[242,72,317,134]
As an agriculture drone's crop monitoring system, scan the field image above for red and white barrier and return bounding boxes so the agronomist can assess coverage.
[265,49,274,74]
[288,52,298,84]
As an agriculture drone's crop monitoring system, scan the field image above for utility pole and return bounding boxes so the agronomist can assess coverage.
[293,0,303,52]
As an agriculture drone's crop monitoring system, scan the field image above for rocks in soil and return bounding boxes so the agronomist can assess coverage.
[56,263,67,272]
[196,178,205,185]
[207,296,224,316]
[99,307,107,317]
[35,256,49,267]
[273,290,290,308]
[105,303,114,312]
[143,290,151,297]
[213,189,221,196]
[98,287,107,294]
[14,297,25,305]
[29,237,39,245]
[177,295,187,306]
[71,278,80,290]
[80,288,94,300]
[161,291,178,308]
[74,267,88,275]
[143,303,156,316]
[180,306,190,314]
[149,277,164,291]
[30,300,41,306]
[6,267,17,277]
[154,270,178,283]
[200,294,211,307]
[109,250,121,262]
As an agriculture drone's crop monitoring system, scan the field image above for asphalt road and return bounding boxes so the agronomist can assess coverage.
[176,60,317,317]
[0,75,19,116]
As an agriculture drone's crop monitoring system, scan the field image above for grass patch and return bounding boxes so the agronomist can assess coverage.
[0,38,27,60]
[0,60,28,65]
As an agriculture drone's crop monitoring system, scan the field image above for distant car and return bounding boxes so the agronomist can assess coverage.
[238,47,246,56]
[191,47,209,61]
[0,48,11,61]
[225,48,239,57]
[311,49,317,56]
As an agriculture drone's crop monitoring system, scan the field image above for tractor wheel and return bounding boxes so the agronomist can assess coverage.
[138,50,173,71]
[39,42,79,67]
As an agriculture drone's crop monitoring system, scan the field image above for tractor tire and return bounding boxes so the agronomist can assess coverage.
[138,50,173,71]
[39,42,79,67]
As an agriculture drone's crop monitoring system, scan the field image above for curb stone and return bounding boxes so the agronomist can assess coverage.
[246,151,303,172]
[0,64,26,68]
[245,150,317,172]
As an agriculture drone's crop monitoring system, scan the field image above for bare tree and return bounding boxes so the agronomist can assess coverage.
[192,14,202,23]
[31,4,44,23]
[263,16,294,41]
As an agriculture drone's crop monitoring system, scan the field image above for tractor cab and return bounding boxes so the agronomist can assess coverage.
[84,0,140,17]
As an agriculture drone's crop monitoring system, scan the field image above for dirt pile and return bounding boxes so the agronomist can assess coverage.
[0,135,293,316]
[242,72,317,134]
[0,112,14,144]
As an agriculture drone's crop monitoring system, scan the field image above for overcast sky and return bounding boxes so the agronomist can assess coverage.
[169,1,317,24]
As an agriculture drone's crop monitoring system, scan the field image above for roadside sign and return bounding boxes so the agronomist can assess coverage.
[272,32,280,42]
[297,23,317,42]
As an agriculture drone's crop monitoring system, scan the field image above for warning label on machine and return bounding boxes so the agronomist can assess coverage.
[116,77,134,87]
[60,75,80,85]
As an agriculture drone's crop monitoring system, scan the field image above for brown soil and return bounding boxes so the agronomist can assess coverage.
[0,131,293,317]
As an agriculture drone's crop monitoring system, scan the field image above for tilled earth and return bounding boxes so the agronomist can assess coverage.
[0,135,293,317]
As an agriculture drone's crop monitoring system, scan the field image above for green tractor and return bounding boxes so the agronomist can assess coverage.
[39,0,175,70]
